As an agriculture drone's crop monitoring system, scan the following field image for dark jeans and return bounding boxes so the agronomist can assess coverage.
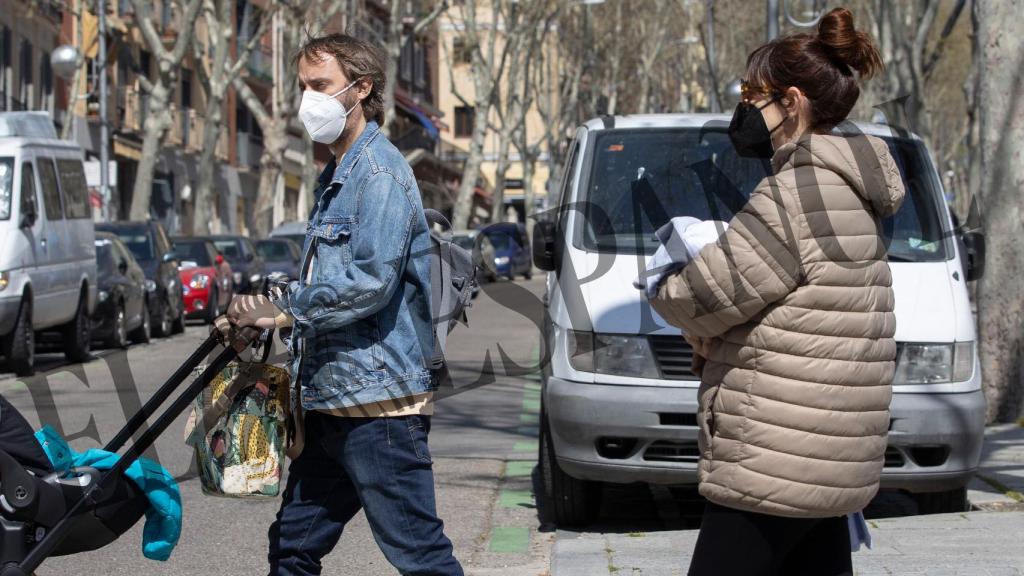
[268,410,463,576]
[688,501,852,576]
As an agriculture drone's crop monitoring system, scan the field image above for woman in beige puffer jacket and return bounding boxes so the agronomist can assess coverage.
[650,7,906,576]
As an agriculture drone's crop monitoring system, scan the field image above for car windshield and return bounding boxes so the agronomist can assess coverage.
[104,227,154,261]
[257,240,293,260]
[579,127,949,262]
[174,241,213,266]
[213,239,241,259]
[0,158,12,220]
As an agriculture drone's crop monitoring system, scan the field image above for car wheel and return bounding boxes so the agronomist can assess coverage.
[539,408,598,527]
[3,298,35,377]
[153,301,172,338]
[108,301,128,349]
[914,486,969,514]
[62,291,92,363]
[171,297,186,334]
[206,288,220,324]
[129,300,151,344]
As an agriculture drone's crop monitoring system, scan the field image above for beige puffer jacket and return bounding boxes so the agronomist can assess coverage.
[651,133,906,519]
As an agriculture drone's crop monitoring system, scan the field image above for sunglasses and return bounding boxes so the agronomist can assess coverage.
[740,79,783,104]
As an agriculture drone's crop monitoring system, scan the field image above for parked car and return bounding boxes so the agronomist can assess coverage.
[209,234,266,294]
[256,238,302,282]
[95,220,185,338]
[481,222,532,280]
[269,220,307,247]
[91,232,150,348]
[172,237,233,323]
[453,230,498,284]
[0,112,97,375]
[533,114,987,525]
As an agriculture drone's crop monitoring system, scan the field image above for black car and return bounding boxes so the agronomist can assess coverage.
[208,235,266,294]
[256,238,302,282]
[91,232,151,348]
[95,220,185,337]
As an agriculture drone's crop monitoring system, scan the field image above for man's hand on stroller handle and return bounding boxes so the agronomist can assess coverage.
[225,294,289,330]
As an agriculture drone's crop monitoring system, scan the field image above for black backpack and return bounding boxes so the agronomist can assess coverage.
[424,209,478,382]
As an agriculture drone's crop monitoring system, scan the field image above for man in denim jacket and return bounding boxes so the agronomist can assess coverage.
[226,34,463,576]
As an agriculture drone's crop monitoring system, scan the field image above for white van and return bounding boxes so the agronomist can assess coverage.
[0,112,97,376]
[533,114,987,525]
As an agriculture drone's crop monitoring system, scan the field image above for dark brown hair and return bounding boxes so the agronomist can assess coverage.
[745,7,883,129]
[295,34,387,126]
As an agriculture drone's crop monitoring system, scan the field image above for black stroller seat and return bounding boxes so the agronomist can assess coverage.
[0,396,149,568]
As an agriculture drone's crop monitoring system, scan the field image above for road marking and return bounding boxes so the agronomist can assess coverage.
[520,413,540,424]
[505,460,535,477]
[489,526,530,553]
[513,441,538,452]
[525,382,541,391]
[500,489,535,508]
[522,397,541,412]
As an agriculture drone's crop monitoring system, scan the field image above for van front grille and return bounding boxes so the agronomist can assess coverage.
[649,336,698,380]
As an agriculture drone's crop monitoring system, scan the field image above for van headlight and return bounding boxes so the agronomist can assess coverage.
[893,342,974,384]
[567,331,660,379]
[249,273,262,284]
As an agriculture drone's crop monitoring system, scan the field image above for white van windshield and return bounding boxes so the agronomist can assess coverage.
[0,158,12,220]
[578,128,949,262]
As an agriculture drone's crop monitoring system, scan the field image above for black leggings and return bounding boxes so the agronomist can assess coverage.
[688,501,853,576]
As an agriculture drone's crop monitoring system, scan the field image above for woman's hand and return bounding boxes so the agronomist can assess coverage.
[226,294,282,330]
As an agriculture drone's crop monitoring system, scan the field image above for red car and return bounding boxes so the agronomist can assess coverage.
[171,237,234,323]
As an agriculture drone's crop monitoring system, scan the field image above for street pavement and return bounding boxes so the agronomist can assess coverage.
[4,276,1024,575]
[1,278,553,576]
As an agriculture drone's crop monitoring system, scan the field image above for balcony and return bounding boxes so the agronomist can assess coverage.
[236,131,264,169]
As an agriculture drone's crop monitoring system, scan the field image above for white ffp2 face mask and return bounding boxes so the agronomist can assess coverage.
[298,80,359,144]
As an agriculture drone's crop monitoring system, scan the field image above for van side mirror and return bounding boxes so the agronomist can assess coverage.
[961,230,985,281]
[532,220,558,271]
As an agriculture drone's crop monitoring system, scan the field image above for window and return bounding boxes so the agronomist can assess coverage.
[37,159,63,220]
[181,69,192,109]
[400,39,413,83]
[0,159,11,220]
[454,106,474,138]
[414,42,426,88]
[19,39,33,107]
[1,27,10,106]
[20,162,37,222]
[452,36,472,65]
[57,159,89,219]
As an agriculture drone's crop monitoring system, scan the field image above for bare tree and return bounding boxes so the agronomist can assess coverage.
[379,0,448,138]
[232,1,344,236]
[973,0,1024,423]
[190,0,268,234]
[635,0,672,113]
[127,0,203,221]
[442,0,515,230]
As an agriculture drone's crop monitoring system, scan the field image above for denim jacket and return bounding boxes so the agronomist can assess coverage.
[272,121,435,411]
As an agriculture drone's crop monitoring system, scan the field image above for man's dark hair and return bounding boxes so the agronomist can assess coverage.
[296,34,387,126]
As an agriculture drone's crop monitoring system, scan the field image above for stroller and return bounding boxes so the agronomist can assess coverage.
[0,328,264,575]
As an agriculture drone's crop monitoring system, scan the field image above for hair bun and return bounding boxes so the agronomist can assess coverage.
[817,7,883,79]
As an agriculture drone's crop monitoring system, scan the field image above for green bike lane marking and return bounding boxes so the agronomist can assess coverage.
[513,441,538,452]
[488,526,530,553]
[505,460,535,477]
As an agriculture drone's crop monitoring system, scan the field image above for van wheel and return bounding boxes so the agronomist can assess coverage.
[62,292,92,363]
[915,487,969,514]
[539,409,598,527]
[3,299,35,377]
[129,300,151,344]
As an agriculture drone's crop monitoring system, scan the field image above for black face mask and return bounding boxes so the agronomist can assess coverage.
[728,98,786,159]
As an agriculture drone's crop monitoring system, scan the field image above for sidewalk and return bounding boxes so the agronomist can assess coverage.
[550,424,1024,576]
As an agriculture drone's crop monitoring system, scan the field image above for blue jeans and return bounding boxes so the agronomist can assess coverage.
[267,411,463,576]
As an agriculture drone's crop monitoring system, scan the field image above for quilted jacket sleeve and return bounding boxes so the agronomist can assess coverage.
[650,178,804,338]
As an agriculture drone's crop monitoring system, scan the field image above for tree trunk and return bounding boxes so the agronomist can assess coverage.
[193,98,223,235]
[491,130,512,222]
[452,101,491,230]
[129,86,171,221]
[974,0,1024,423]
[253,132,286,237]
